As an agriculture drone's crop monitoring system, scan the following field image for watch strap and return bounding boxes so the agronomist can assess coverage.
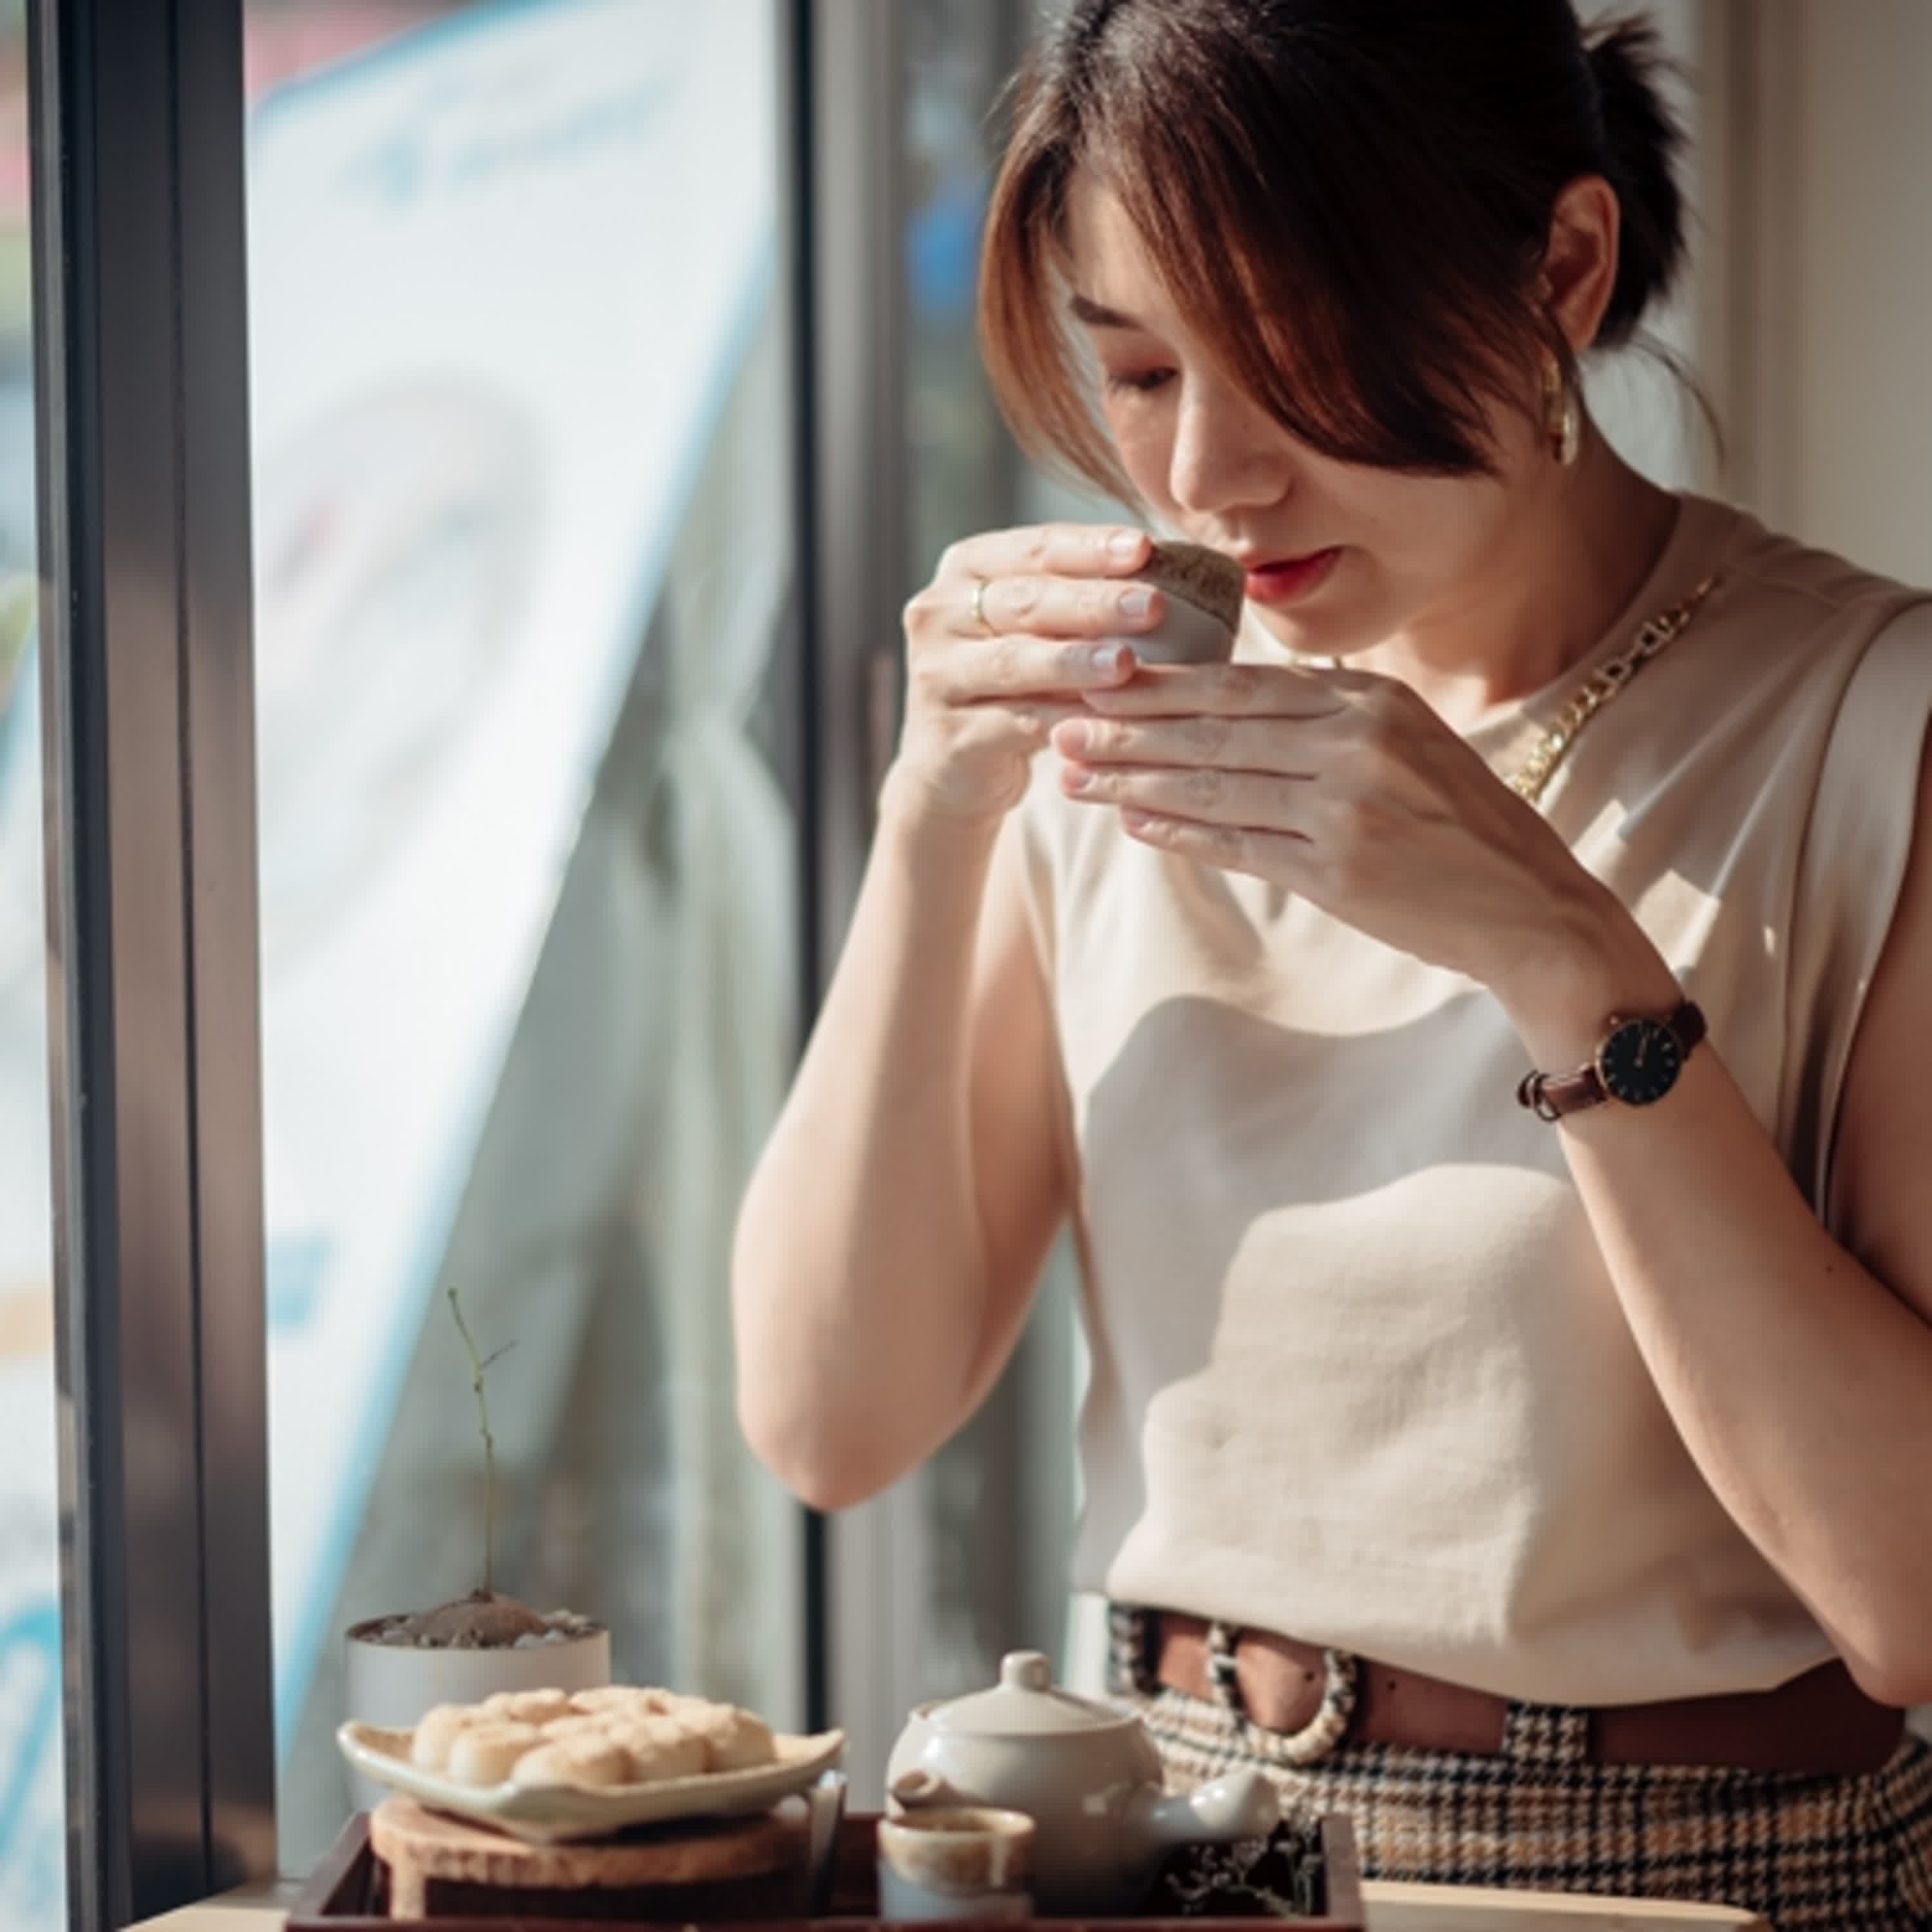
[1517,999,1705,1122]
[1515,1061,1604,1122]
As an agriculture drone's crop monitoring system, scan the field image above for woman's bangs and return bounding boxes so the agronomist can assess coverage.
[1100,109,1504,476]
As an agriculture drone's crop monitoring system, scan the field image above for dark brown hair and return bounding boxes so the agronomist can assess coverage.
[979,0,1688,495]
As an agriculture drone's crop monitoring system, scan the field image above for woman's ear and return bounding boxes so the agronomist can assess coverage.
[1540,174,1623,354]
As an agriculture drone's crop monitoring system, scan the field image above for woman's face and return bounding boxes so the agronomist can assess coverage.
[1064,178,1551,658]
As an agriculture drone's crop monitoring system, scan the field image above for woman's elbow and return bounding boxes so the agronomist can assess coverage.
[1843,1646,1932,1713]
[1832,1603,1932,1712]
[735,1378,895,1515]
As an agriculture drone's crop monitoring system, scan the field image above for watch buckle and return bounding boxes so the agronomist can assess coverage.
[1515,1070,1563,1122]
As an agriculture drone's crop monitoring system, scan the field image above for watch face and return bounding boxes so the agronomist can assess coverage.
[1597,1017,1683,1106]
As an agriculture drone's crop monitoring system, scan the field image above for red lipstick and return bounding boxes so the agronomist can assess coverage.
[1242,547,1341,607]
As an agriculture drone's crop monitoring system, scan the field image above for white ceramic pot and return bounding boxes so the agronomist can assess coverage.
[887,1650,1277,1915]
[341,1615,611,1812]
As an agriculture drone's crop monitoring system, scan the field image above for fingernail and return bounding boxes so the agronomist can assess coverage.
[1118,586,1153,620]
[1063,765,1093,794]
[1057,721,1092,753]
[1091,641,1133,674]
[1107,530,1144,562]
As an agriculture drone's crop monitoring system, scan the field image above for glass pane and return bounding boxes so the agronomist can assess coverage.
[0,5,65,1927]
[898,0,1083,1707]
[243,0,803,1870]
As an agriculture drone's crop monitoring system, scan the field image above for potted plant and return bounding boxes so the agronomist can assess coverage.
[341,1288,609,1802]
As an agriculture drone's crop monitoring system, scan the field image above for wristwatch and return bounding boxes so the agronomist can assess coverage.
[1515,999,1706,1121]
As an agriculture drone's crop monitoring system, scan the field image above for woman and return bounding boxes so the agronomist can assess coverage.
[732,2,1932,1921]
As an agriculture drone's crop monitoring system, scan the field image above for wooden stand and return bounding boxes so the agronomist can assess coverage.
[366,1794,809,1920]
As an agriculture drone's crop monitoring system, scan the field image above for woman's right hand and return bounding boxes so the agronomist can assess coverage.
[887,522,1164,826]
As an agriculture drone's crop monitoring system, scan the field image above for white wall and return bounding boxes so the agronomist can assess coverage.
[1578,0,1716,493]
[1756,0,1932,584]
[1586,0,1932,596]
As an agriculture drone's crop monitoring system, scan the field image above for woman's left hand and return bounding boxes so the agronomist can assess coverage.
[1050,655,1634,1000]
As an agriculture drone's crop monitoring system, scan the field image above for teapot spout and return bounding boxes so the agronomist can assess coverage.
[889,1767,971,1813]
[1130,1768,1279,1850]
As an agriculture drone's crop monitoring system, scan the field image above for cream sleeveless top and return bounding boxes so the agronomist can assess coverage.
[1015,493,1932,1706]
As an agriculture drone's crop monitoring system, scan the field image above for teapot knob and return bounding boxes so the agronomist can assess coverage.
[999,1651,1053,1690]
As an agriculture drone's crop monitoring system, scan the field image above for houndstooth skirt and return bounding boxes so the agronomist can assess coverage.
[1108,1606,1932,1930]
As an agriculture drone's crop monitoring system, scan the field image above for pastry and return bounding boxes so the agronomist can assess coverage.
[409,1703,481,1772]
[568,1685,674,1718]
[446,1719,543,1787]
[538,1713,612,1743]
[407,1683,782,1789]
[509,1734,632,1789]
[602,1717,708,1782]
[482,1688,573,1726]
[684,1703,778,1773]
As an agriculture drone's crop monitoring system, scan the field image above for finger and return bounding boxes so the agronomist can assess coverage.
[949,573,1166,641]
[977,697,1097,737]
[1082,659,1356,718]
[1059,761,1314,827]
[938,523,1151,585]
[924,635,1139,703]
[1119,809,1314,878]
[941,696,1099,759]
[1051,713,1341,769]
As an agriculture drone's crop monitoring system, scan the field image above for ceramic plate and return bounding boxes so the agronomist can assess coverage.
[336,1719,847,1844]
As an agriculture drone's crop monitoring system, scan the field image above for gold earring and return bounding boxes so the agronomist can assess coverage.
[1541,348,1582,467]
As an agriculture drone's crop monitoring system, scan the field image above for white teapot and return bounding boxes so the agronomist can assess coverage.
[886,1650,1279,1913]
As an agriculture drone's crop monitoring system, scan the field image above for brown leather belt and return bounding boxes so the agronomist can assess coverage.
[1150,1612,1905,1776]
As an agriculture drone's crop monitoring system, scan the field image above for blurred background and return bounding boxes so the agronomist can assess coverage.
[1,3,1930,1924]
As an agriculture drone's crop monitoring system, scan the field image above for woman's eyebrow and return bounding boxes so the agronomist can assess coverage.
[1068,292,1142,329]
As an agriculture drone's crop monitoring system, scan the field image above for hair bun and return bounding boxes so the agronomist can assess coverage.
[1585,15,1687,344]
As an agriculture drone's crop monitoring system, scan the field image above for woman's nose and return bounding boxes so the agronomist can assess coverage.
[1168,376,1291,519]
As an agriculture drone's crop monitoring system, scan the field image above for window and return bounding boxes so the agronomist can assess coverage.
[239,0,806,1871]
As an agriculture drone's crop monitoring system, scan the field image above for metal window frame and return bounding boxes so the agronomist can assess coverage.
[776,0,832,1739]
[790,0,927,1807]
[27,0,275,1924]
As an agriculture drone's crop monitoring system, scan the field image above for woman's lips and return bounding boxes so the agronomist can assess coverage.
[1243,547,1341,606]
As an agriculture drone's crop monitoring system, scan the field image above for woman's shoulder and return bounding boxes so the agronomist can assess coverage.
[1692,491,1932,851]
[1687,491,1931,643]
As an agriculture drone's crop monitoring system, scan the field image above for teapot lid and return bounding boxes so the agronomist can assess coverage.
[922,1651,1130,1736]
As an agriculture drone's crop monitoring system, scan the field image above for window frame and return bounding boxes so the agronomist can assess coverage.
[28,0,274,1922]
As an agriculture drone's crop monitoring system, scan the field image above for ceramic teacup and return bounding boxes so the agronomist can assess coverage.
[1127,540,1244,666]
[1127,592,1239,665]
[876,1806,1034,1921]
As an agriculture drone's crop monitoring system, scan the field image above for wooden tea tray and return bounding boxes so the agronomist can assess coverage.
[289,1807,1367,1929]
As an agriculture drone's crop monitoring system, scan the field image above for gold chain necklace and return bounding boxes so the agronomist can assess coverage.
[1301,571,1718,808]
[1506,572,1718,806]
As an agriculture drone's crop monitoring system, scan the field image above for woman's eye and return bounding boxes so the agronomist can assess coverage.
[1103,368,1174,397]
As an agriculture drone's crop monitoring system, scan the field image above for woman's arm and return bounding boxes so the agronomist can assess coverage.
[1492,721,1932,1708]
[730,795,1070,1512]
[734,519,1159,1511]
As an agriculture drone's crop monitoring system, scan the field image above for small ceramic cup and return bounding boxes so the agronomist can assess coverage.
[1126,541,1244,666]
[1127,592,1238,665]
[876,1806,1034,1922]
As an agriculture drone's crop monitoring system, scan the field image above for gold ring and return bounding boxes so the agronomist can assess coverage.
[969,576,992,634]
